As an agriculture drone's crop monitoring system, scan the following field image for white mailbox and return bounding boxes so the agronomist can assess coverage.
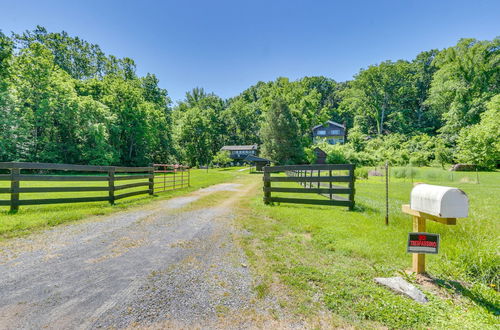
[410,184,468,218]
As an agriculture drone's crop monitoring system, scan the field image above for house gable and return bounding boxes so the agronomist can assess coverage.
[312,121,346,145]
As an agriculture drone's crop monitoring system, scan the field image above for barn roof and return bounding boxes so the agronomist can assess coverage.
[312,120,345,131]
[221,144,258,151]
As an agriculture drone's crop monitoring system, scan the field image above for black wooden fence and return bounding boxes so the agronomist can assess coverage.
[263,164,355,210]
[0,162,187,212]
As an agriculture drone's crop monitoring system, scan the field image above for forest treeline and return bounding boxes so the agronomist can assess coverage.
[0,27,498,168]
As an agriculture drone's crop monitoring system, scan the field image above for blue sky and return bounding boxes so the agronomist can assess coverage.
[1,0,499,103]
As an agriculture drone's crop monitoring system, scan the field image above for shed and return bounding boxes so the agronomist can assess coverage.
[244,154,271,172]
[313,147,327,164]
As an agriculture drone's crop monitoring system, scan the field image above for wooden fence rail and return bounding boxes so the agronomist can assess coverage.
[0,162,189,212]
[153,164,190,193]
[263,164,355,210]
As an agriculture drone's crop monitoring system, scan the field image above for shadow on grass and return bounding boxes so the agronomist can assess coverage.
[351,202,380,213]
[433,278,500,315]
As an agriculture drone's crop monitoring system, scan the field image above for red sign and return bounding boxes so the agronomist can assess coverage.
[407,232,439,254]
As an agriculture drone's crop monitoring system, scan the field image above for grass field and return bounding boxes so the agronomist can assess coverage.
[0,167,248,239]
[237,167,499,328]
[1,165,498,327]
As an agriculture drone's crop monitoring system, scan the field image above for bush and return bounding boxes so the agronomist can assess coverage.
[392,167,416,179]
[326,149,346,164]
[455,96,500,170]
[409,151,430,167]
[212,150,232,167]
[451,164,477,171]
[355,167,368,179]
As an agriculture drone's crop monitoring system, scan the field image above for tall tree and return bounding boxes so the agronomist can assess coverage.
[427,38,500,142]
[259,98,304,164]
[339,60,417,136]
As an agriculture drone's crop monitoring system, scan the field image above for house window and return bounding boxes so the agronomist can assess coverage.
[331,129,341,135]
[317,130,326,135]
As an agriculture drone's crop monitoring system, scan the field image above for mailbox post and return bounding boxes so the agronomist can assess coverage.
[402,184,468,274]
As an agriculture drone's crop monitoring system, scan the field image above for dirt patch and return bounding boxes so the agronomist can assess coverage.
[161,183,243,209]
[163,196,201,209]
[198,183,242,193]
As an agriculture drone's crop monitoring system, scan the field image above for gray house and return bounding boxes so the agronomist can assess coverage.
[312,121,346,144]
[220,144,258,161]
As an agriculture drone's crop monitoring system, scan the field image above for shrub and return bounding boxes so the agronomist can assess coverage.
[392,167,416,179]
[212,150,232,167]
[326,148,347,164]
[355,167,368,179]
[451,164,477,171]
[455,96,500,170]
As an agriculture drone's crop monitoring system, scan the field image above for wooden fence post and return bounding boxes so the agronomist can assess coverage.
[182,167,185,187]
[385,162,389,225]
[173,166,176,189]
[329,169,333,200]
[188,167,190,187]
[10,167,19,212]
[163,165,166,191]
[349,165,355,210]
[148,167,154,195]
[263,167,271,204]
[108,167,115,205]
[412,215,426,273]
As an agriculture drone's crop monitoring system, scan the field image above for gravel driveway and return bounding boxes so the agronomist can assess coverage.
[0,182,275,329]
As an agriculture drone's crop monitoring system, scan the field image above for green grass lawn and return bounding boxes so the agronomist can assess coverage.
[237,167,499,328]
[0,167,247,239]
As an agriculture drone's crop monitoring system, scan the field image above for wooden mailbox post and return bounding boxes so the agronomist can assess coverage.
[402,184,469,274]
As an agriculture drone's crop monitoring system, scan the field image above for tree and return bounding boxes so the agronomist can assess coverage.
[222,97,261,145]
[456,95,500,169]
[174,106,214,166]
[427,38,500,142]
[259,98,304,164]
[0,30,26,161]
[411,50,441,133]
[339,60,418,136]
[173,88,226,165]
[212,150,232,167]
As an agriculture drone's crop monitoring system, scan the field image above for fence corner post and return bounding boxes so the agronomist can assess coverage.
[10,167,20,212]
[263,167,271,204]
[108,167,115,205]
[148,166,154,195]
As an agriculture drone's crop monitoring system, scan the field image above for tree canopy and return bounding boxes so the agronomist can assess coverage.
[0,27,498,168]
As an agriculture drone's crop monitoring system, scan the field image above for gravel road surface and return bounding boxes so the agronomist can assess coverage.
[0,182,276,329]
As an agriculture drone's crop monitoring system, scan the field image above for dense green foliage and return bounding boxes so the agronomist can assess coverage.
[0,27,498,167]
[0,27,173,166]
[212,150,232,166]
[259,99,304,164]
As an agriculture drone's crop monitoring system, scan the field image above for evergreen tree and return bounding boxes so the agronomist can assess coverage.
[259,99,304,164]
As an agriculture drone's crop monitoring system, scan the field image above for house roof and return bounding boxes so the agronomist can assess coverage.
[244,154,270,162]
[221,144,258,151]
[312,120,345,131]
[313,147,327,156]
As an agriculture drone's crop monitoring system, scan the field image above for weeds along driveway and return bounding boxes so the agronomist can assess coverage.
[0,181,273,329]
